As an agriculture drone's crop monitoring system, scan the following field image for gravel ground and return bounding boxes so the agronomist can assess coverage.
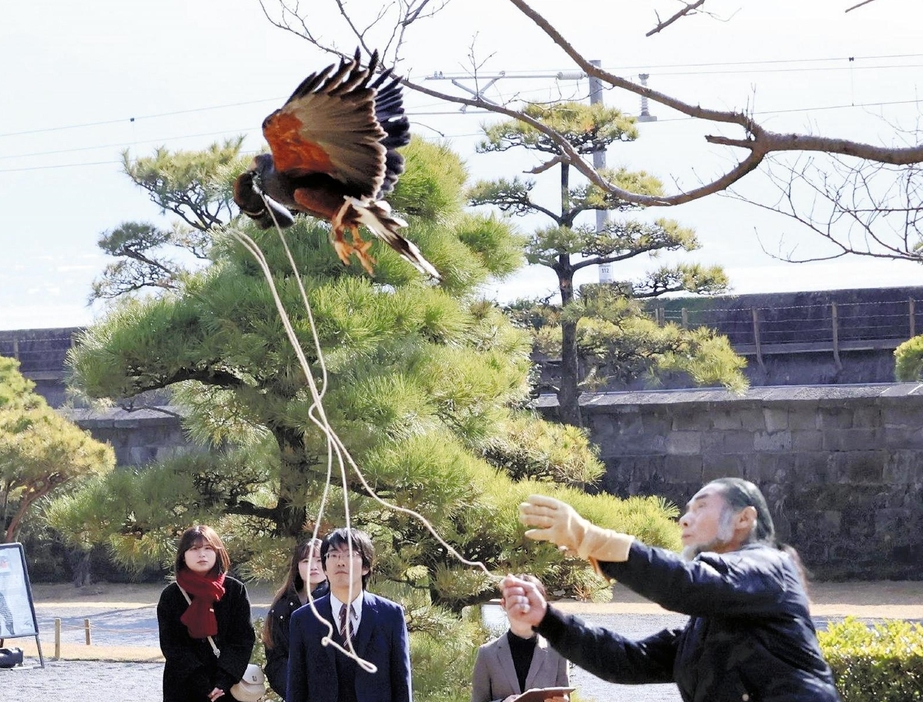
[0,610,679,702]
[3,579,921,702]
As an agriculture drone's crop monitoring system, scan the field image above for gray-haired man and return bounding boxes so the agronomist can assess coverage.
[501,478,841,702]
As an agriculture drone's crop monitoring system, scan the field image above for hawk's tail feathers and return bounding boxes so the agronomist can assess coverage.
[347,198,440,280]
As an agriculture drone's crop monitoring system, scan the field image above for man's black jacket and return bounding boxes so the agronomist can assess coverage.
[536,542,841,702]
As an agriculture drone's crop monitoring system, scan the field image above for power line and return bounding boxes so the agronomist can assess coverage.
[3,93,918,175]
[426,53,923,80]
[0,97,282,140]
[652,62,923,78]
[3,52,920,142]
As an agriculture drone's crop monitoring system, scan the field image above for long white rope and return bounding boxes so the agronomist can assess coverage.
[229,199,499,671]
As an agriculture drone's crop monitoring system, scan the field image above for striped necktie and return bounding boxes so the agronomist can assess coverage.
[338,603,354,639]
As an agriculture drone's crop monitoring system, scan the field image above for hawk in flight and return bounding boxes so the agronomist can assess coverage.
[233,50,439,279]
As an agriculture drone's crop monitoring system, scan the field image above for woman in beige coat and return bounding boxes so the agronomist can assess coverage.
[471,576,570,702]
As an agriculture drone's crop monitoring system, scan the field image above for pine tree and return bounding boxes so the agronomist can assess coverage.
[470,102,747,426]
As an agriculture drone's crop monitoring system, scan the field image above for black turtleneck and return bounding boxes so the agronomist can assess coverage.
[506,630,538,692]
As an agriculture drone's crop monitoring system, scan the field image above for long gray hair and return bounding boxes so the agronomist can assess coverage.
[708,477,810,588]
[709,477,776,545]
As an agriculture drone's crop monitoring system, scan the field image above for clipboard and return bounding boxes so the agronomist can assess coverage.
[511,687,575,702]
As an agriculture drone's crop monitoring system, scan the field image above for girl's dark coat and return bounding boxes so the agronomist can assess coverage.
[264,581,329,699]
[157,577,255,702]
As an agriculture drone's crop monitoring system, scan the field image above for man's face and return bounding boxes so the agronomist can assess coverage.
[678,485,734,559]
[324,545,368,597]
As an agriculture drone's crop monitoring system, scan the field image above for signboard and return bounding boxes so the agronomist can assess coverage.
[0,542,40,644]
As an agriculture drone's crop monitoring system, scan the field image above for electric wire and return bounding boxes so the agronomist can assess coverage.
[2,51,919,140]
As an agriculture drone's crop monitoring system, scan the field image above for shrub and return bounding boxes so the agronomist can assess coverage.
[895,335,923,381]
[818,617,923,701]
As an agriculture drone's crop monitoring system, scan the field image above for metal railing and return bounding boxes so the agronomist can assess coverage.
[652,298,923,371]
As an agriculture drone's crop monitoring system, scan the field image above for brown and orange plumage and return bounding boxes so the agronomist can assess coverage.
[232,49,439,279]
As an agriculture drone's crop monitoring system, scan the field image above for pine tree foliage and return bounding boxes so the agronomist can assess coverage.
[471,102,746,424]
[45,136,683,702]
[0,357,115,542]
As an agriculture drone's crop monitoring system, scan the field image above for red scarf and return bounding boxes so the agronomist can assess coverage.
[177,569,226,639]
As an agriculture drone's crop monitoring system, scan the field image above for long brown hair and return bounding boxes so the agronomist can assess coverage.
[175,525,230,577]
[262,538,323,648]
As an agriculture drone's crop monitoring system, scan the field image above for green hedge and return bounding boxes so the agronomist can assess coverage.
[819,617,923,701]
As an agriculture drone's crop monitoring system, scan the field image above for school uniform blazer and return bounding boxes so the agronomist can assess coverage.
[287,591,412,702]
[471,633,569,702]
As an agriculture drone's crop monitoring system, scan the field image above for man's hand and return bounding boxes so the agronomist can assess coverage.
[519,495,590,553]
[519,494,634,563]
[500,574,548,629]
[208,687,225,701]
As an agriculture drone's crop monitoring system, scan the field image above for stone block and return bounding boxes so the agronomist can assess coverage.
[881,425,923,450]
[881,403,923,430]
[754,430,792,452]
[840,506,876,538]
[791,452,835,486]
[883,450,923,484]
[129,445,158,465]
[846,452,886,484]
[711,410,742,430]
[640,413,672,437]
[851,405,882,429]
[817,407,853,429]
[822,510,842,535]
[699,432,724,453]
[822,428,880,452]
[659,455,703,483]
[608,433,666,457]
[731,408,766,429]
[614,412,645,437]
[793,510,842,538]
[586,414,618,445]
[791,431,824,452]
[702,455,746,482]
[875,508,912,538]
[670,411,706,432]
[720,431,755,454]
[665,431,701,455]
[787,406,819,432]
[762,407,789,434]
[743,454,790,483]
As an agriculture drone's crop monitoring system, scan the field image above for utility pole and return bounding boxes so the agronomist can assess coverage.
[637,73,658,122]
[589,60,614,285]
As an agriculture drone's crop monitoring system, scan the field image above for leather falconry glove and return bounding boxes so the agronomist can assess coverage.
[519,494,634,567]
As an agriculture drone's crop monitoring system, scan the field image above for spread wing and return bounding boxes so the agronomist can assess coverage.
[263,51,387,200]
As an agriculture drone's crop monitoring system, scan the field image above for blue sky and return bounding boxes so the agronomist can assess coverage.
[2,0,922,331]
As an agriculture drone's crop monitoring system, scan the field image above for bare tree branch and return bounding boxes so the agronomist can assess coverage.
[646,0,707,37]
[845,0,881,12]
[726,152,923,263]
[256,0,923,226]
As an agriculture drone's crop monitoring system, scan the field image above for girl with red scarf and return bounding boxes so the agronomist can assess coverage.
[158,525,256,702]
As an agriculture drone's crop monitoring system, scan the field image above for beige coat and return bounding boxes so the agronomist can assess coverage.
[471,633,570,702]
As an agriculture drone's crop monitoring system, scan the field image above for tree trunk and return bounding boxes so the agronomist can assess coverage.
[556,266,582,427]
[272,424,311,538]
[72,550,93,588]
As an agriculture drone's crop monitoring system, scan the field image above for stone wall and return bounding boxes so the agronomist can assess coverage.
[64,406,195,467]
[536,384,923,580]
